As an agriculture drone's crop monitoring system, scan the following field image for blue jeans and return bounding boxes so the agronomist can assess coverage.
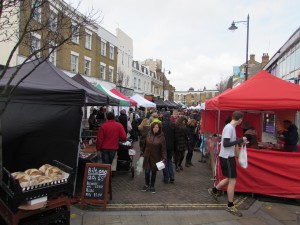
[162,159,174,182]
[101,149,117,164]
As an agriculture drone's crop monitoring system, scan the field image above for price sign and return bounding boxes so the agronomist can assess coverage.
[80,163,111,210]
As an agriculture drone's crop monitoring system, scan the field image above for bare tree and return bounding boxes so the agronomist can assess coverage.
[0,0,102,179]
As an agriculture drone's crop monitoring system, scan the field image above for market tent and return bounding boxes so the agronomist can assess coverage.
[202,70,300,199]
[154,98,168,108]
[96,84,130,107]
[110,88,137,107]
[170,100,179,108]
[164,100,176,108]
[0,60,93,172]
[212,70,300,110]
[205,88,232,110]
[72,74,119,106]
[130,94,156,108]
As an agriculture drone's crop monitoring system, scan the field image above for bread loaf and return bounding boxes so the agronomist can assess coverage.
[45,166,63,178]
[11,172,31,188]
[39,164,52,173]
[24,168,44,177]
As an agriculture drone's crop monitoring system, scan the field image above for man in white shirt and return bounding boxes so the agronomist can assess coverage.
[208,111,247,217]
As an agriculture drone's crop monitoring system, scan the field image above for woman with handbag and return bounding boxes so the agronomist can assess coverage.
[141,122,167,194]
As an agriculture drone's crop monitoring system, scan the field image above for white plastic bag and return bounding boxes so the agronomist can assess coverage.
[136,156,144,175]
[238,144,248,169]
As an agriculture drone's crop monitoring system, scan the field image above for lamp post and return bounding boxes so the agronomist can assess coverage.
[229,14,250,81]
[162,68,171,100]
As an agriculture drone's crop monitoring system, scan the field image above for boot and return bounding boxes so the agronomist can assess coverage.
[185,162,190,167]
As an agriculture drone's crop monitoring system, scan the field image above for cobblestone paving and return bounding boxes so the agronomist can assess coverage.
[77,141,254,211]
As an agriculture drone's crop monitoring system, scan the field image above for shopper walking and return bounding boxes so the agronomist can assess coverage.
[161,112,176,183]
[96,112,127,164]
[138,118,150,149]
[141,122,167,193]
[185,119,197,167]
[174,117,188,172]
[208,111,247,217]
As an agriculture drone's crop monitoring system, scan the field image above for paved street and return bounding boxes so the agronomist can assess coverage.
[70,141,300,224]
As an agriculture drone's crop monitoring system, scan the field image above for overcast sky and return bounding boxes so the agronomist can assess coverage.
[71,0,300,91]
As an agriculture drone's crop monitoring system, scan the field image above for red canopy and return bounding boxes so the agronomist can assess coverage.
[207,70,300,110]
[110,89,137,107]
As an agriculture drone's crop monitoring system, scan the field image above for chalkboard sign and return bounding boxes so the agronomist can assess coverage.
[80,163,111,210]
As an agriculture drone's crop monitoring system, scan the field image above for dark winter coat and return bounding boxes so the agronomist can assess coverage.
[187,124,197,147]
[142,131,167,171]
[139,125,150,149]
[162,114,175,159]
[118,114,128,133]
[283,124,299,145]
[174,125,188,152]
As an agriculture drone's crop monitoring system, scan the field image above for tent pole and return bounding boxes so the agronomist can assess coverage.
[217,110,220,135]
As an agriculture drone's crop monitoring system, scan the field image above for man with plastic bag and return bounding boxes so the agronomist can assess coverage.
[208,111,247,217]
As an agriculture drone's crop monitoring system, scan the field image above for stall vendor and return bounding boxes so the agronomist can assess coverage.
[279,120,299,152]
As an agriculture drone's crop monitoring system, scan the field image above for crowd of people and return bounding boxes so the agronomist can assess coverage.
[87,106,300,217]
[90,107,202,193]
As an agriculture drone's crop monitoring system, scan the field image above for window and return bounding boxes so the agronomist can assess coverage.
[49,42,56,66]
[108,67,114,82]
[85,30,92,49]
[71,23,79,44]
[138,79,141,90]
[49,11,57,32]
[101,41,106,56]
[144,81,146,91]
[109,45,114,60]
[70,51,79,73]
[30,33,41,57]
[134,77,137,89]
[84,57,91,76]
[100,63,106,80]
[31,0,41,22]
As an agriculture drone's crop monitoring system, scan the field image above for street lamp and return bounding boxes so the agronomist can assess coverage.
[229,14,250,80]
[162,69,171,100]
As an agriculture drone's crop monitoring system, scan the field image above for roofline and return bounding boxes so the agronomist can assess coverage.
[264,27,300,70]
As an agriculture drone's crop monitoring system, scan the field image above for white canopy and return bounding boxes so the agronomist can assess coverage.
[130,94,156,108]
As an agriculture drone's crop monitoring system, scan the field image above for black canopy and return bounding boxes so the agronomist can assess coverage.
[154,98,168,108]
[72,74,120,106]
[0,60,96,172]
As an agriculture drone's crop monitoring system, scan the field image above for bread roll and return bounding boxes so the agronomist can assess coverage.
[39,164,52,173]
[35,175,53,185]
[45,166,63,177]
[11,172,30,188]
[30,175,43,186]
[50,174,63,181]
[24,169,44,177]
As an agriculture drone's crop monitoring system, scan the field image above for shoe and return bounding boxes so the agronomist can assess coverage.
[188,162,194,166]
[226,205,243,217]
[170,178,175,183]
[208,188,219,201]
[141,185,149,192]
[149,187,156,193]
[179,165,183,170]
[175,167,180,172]
[185,163,190,167]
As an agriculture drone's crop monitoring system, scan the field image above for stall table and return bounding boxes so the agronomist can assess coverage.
[206,137,300,198]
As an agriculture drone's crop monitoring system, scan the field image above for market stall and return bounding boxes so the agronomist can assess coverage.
[0,60,106,222]
[202,70,300,198]
[110,88,137,107]
[130,94,156,108]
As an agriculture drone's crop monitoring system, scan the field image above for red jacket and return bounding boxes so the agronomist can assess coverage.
[96,120,127,150]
